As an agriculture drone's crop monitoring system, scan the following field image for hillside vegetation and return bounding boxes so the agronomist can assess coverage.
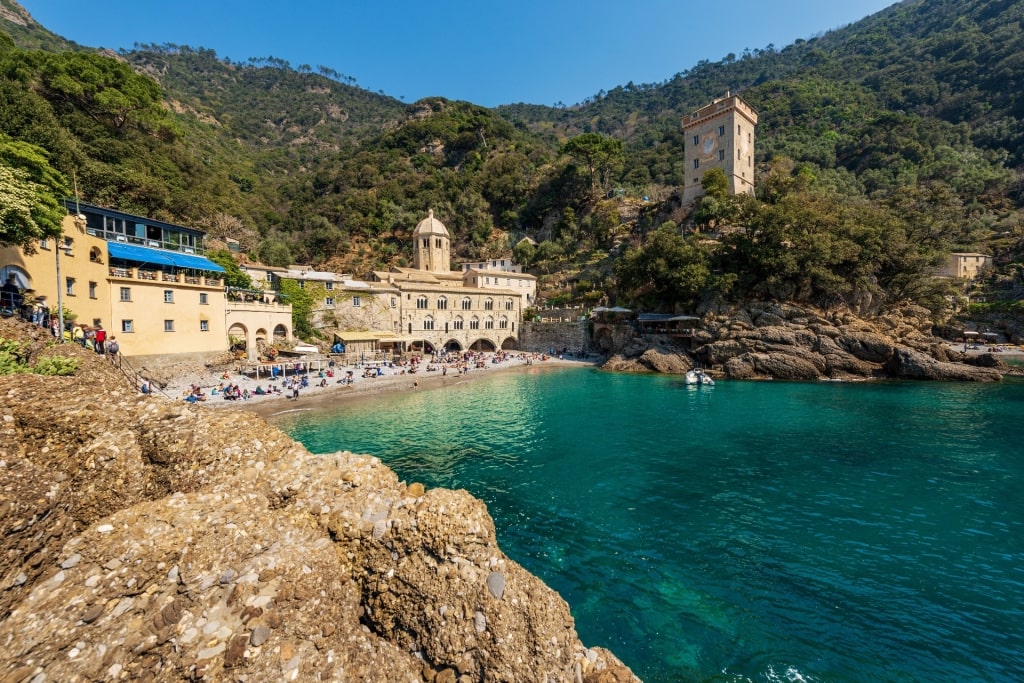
[1,0,1022,319]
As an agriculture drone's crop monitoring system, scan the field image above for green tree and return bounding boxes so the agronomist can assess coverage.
[206,250,253,289]
[615,226,713,308]
[513,239,536,265]
[277,279,324,340]
[0,138,66,248]
[560,133,625,198]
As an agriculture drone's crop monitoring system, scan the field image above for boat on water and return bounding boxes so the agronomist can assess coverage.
[685,369,715,386]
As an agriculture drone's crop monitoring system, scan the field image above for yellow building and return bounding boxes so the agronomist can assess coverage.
[273,211,531,356]
[682,93,759,203]
[937,252,993,280]
[368,211,528,353]
[1,203,234,363]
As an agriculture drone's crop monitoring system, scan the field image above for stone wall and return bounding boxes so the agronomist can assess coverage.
[0,317,638,683]
[521,321,590,355]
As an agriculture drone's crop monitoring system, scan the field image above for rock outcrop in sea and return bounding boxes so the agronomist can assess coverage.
[603,302,1007,382]
[0,319,638,683]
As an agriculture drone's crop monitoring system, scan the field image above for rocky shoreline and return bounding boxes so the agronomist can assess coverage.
[0,318,638,683]
[602,302,1017,382]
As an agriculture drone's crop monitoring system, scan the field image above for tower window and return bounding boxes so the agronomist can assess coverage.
[718,125,725,136]
[719,150,725,161]
[692,135,699,145]
[693,159,700,169]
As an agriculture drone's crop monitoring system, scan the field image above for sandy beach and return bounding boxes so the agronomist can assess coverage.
[160,353,600,418]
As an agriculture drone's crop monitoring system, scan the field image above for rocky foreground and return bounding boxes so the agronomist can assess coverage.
[604,302,1010,382]
[0,319,638,683]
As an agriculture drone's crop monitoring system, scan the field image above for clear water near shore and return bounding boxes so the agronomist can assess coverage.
[272,368,1024,683]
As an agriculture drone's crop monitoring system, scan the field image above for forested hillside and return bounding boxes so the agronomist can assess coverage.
[1,0,1022,319]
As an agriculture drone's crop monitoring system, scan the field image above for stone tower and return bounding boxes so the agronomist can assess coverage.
[681,93,759,204]
[412,209,450,273]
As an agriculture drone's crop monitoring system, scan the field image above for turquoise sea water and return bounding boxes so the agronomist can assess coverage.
[271,368,1024,683]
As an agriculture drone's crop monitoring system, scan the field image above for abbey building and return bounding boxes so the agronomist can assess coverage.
[277,211,537,356]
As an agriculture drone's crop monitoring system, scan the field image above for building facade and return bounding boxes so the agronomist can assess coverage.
[275,212,533,356]
[0,203,291,363]
[937,252,993,280]
[682,93,759,203]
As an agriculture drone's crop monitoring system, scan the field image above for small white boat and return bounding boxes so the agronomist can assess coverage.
[685,369,715,386]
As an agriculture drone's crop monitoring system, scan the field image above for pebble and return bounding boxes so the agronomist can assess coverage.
[96,524,114,533]
[60,553,81,569]
[81,603,104,624]
[250,624,271,646]
[486,572,505,600]
[197,642,226,661]
[474,611,486,633]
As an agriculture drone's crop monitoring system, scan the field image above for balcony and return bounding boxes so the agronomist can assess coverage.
[107,266,222,288]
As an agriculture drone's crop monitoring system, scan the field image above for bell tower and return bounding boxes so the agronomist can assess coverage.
[412,209,451,273]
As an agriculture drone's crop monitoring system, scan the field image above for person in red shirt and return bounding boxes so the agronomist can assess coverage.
[94,325,107,355]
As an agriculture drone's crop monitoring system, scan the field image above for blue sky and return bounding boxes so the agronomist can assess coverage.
[20,0,898,107]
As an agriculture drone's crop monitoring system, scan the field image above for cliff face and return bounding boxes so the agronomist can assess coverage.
[603,302,1007,382]
[0,319,638,683]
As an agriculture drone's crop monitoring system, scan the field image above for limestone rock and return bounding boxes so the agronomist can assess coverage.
[884,346,1003,382]
[0,317,639,683]
[598,302,1004,384]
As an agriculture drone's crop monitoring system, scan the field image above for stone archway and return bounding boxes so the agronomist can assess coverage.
[500,336,519,350]
[273,324,288,341]
[469,338,496,352]
[593,325,614,353]
[228,323,248,353]
[444,339,463,352]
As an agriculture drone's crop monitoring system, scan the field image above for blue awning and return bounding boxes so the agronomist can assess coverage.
[108,242,224,272]
[165,251,225,272]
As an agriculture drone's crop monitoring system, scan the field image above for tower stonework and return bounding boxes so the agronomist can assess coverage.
[682,93,758,204]
[412,209,451,273]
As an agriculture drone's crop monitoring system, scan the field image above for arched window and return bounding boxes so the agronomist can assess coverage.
[89,247,103,263]
[417,295,428,309]
[469,316,480,330]
[504,299,514,310]
[499,316,508,329]
[453,316,464,330]
[461,297,472,310]
[484,298,494,311]
[485,316,494,330]
[424,316,435,331]
[437,296,448,310]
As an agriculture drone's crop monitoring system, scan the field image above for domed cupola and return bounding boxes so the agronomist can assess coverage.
[412,209,451,273]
